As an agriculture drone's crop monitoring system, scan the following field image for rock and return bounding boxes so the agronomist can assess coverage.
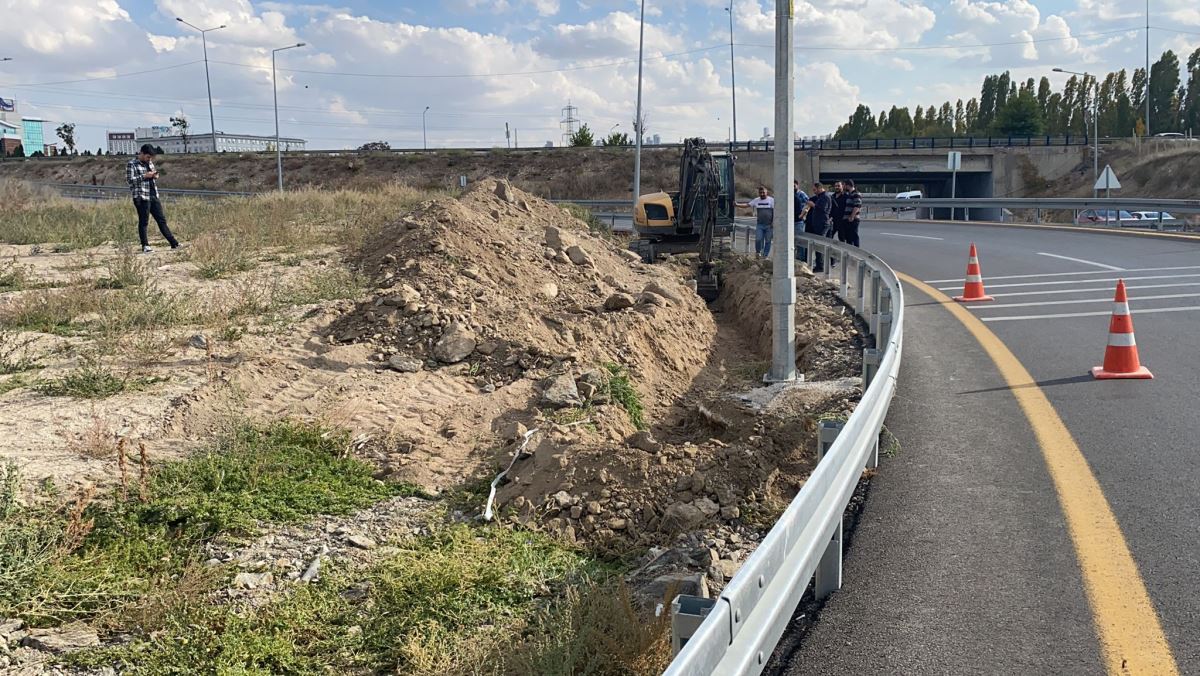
[619,249,643,263]
[608,518,628,530]
[628,431,663,453]
[463,267,483,281]
[586,501,603,515]
[693,497,721,518]
[636,292,665,307]
[553,250,572,265]
[643,280,683,304]
[495,180,516,203]
[0,618,23,641]
[642,573,710,603]
[21,624,99,654]
[387,355,422,373]
[577,381,597,400]
[661,502,706,532]
[476,340,500,356]
[566,245,594,267]
[570,505,583,519]
[300,555,322,583]
[188,334,208,349]
[233,572,274,589]
[433,323,477,363]
[346,534,377,550]
[689,471,706,494]
[552,491,573,509]
[545,226,573,250]
[720,506,741,520]
[541,373,582,408]
[713,559,741,580]
[499,421,529,441]
[539,282,559,300]
[603,293,635,312]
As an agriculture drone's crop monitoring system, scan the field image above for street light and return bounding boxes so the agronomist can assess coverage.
[422,106,430,150]
[1053,67,1100,197]
[633,0,646,212]
[272,42,306,192]
[724,4,738,147]
[177,17,227,153]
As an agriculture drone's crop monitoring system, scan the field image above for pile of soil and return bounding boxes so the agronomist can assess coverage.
[324,180,865,553]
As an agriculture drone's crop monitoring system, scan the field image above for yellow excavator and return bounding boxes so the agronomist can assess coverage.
[631,138,735,301]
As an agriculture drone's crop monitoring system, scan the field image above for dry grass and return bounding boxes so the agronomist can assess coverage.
[68,406,119,459]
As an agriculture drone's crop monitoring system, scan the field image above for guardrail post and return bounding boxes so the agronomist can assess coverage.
[823,244,834,280]
[671,595,717,655]
[869,270,883,337]
[817,420,844,462]
[814,518,844,600]
[862,348,881,388]
[1035,208,1041,224]
[840,254,850,298]
[856,263,868,314]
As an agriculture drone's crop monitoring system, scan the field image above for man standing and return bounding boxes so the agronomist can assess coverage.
[736,186,775,258]
[831,180,848,242]
[798,182,832,272]
[127,144,180,253]
[843,179,863,247]
[793,179,809,261]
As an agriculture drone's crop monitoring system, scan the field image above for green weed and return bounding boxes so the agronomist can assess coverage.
[604,363,646,430]
[95,248,147,289]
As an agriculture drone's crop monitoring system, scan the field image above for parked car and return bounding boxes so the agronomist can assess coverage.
[1076,209,1137,225]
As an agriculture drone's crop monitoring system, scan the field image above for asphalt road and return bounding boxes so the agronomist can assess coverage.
[774,220,1200,673]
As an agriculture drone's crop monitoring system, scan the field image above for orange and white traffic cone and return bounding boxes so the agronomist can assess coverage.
[1092,279,1153,380]
[953,243,994,302]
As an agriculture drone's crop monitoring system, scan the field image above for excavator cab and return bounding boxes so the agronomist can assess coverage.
[631,139,734,300]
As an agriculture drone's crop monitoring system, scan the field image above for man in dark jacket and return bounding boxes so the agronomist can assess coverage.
[799,182,832,272]
[831,180,848,242]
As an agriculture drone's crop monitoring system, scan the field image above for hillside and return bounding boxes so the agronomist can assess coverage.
[1031,139,1200,200]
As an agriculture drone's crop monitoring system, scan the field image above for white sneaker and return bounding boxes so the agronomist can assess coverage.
[141,246,154,254]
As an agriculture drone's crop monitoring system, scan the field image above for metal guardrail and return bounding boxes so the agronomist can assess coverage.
[38,183,258,201]
[665,235,903,675]
[860,196,1200,214]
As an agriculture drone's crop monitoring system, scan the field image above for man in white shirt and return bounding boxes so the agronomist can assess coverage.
[736,186,775,258]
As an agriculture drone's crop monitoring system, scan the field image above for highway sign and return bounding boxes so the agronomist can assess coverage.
[947,151,962,171]
[1094,165,1121,191]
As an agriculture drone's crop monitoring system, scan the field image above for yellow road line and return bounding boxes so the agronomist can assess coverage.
[898,272,1179,676]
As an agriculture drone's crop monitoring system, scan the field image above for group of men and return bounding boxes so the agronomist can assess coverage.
[737,180,862,272]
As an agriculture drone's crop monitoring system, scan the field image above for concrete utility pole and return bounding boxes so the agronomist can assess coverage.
[176,18,226,153]
[272,43,305,192]
[768,0,796,383]
[633,0,646,211]
[1146,0,1151,136]
[1055,68,1100,196]
[725,4,738,147]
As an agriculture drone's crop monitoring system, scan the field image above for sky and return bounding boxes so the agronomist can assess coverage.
[0,0,1198,151]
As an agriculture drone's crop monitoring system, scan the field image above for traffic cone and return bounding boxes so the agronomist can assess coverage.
[953,243,994,302]
[1092,279,1153,379]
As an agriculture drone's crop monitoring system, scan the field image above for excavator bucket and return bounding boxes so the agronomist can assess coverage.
[696,264,720,302]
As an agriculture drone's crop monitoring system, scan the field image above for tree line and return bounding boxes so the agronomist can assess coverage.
[834,48,1200,140]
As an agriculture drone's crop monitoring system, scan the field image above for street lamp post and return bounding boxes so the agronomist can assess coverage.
[725,5,738,147]
[633,0,646,212]
[422,106,430,150]
[272,43,306,192]
[1054,68,1100,197]
[177,18,227,153]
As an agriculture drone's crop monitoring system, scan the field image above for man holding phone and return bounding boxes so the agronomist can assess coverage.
[127,144,181,253]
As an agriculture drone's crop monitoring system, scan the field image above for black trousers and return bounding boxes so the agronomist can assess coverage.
[133,198,179,248]
[842,220,861,247]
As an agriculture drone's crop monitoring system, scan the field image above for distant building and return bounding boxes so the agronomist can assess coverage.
[134,126,173,140]
[107,131,137,155]
[21,118,45,154]
[136,131,306,154]
[651,134,662,145]
[1,120,21,156]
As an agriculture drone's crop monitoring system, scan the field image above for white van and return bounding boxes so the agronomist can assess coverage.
[894,190,922,212]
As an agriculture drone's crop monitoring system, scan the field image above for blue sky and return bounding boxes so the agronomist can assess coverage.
[1,0,1197,151]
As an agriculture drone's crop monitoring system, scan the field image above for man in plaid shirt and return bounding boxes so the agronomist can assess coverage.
[127,144,180,252]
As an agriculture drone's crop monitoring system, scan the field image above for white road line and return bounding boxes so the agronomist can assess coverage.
[879,232,945,240]
[992,282,1200,298]
[1035,252,1124,271]
[973,292,1200,309]
[936,272,1200,292]
[924,264,1200,284]
[981,305,1200,322]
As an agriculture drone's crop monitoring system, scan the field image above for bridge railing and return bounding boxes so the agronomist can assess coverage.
[664,235,904,675]
[860,196,1200,231]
